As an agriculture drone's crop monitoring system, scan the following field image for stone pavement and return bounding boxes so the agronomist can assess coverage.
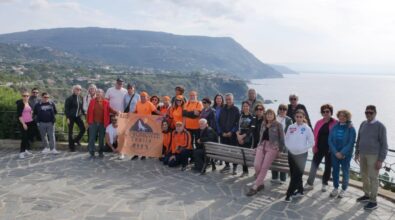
[0,148,394,220]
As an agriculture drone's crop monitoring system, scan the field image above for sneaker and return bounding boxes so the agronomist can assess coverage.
[131,155,139,160]
[356,195,370,203]
[42,148,50,154]
[19,152,25,159]
[293,191,304,198]
[240,172,248,177]
[141,156,146,160]
[74,140,82,147]
[181,166,187,171]
[246,188,258,197]
[231,168,237,175]
[98,153,104,159]
[25,150,33,156]
[330,188,338,197]
[321,184,328,192]
[220,166,230,173]
[50,149,59,155]
[271,179,283,184]
[364,202,378,210]
[118,154,125,160]
[304,183,314,191]
[338,190,346,198]
[284,196,292,203]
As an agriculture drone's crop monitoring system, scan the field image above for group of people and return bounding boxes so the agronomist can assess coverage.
[16,78,388,211]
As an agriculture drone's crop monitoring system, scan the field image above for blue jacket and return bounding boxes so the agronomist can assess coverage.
[328,122,356,158]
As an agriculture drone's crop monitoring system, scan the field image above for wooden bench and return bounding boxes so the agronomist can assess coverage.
[202,142,289,174]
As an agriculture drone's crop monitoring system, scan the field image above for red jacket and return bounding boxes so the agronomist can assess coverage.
[87,99,111,127]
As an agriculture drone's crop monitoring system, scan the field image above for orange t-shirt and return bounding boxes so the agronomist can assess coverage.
[163,131,172,154]
[169,106,183,128]
[135,101,157,115]
[170,130,192,154]
[184,101,203,130]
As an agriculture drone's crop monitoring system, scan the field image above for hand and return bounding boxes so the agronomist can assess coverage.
[22,123,28,131]
[193,110,200,116]
[85,123,89,129]
[170,155,176,161]
[67,118,70,125]
[354,154,360,164]
[375,161,383,170]
[197,139,201,144]
[335,152,344,160]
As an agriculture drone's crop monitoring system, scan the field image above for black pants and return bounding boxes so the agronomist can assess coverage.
[68,116,86,148]
[187,129,200,149]
[307,150,331,185]
[272,170,287,181]
[20,121,34,152]
[104,141,118,152]
[168,149,193,167]
[286,152,308,197]
[31,121,41,141]
[221,134,239,170]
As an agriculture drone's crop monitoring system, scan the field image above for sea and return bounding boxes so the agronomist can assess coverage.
[249,73,395,178]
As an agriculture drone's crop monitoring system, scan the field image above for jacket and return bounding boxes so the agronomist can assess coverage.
[170,130,192,154]
[196,127,218,149]
[287,104,312,127]
[87,99,111,127]
[285,123,315,155]
[163,131,172,155]
[64,94,84,118]
[33,101,57,123]
[258,120,285,152]
[16,99,33,118]
[183,101,203,130]
[200,107,217,132]
[313,118,337,154]
[328,122,356,158]
[219,104,240,134]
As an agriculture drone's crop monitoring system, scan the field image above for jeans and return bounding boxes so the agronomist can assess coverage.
[20,121,34,152]
[307,150,332,185]
[38,122,56,150]
[331,153,351,190]
[88,122,105,156]
[68,116,86,148]
[254,141,279,187]
[286,152,308,197]
[360,154,379,202]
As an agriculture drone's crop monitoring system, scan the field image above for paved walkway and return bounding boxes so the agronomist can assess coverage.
[0,148,394,220]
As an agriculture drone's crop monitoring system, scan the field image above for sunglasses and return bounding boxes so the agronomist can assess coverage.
[256,108,264,111]
[365,111,375,115]
[290,98,297,101]
[43,96,50,99]
[279,108,287,111]
[32,91,38,94]
[202,102,207,104]
[321,110,331,114]
[176,99,182,102]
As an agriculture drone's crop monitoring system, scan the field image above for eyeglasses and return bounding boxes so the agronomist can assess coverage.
[256,108,264,111]
[279,108,287,111]
[365,111,375,115]
[321,110,331,114]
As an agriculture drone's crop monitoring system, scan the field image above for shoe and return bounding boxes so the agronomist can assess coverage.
[321,184,328,192]
[89,155,95,160]
[231,168,237,175]
[293,191,304,198]
[364,202,378,210]
[50,149,59,155]
[284,196,292,203]
[141,156,146,160]
[24,150,33,156]
[246,188,258,197]
[220,166,230,173]
[240,172,248,177]
[181,166,187,171]
[74,141,82,147]
[131,155,139,160]
[98,153,104,158]
[271,179,282,184]
[338,190,346,198]
[212,165,216,171]
[330,188,338,197]
[356,195,370,203]
[118,154,125,160]
[304,183,314,191]
[19,152,25,159]
[42,148,50,154]
[69,146,76,152]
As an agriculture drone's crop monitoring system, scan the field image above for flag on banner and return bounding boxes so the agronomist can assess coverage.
[117,113,164,157]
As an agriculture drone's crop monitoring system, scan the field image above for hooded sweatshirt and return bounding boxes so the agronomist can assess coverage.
[285,123,315,155]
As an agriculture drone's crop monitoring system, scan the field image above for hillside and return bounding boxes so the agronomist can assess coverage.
[0,27,282,79]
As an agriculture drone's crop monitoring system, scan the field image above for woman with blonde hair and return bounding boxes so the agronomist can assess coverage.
[328,110,356,198]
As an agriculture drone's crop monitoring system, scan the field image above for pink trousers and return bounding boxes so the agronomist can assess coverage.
[254,141,279,187]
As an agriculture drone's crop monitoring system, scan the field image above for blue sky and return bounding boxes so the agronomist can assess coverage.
[1,0,395,73]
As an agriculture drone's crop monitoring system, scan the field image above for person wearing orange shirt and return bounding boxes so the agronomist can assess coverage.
[160,120,172,163]
[183,91,203,149]
[132,91,161,160]
[168,95,184,129]
[167,121,192,171]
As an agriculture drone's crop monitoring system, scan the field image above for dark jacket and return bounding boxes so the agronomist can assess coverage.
[16,99,33,118]
[219,104,240,134]
[287,104,312,127]
[33,101,57,123]
[65,94,84,118]
[197,127,218,149]
[252,117,263,148]
[200,107,217,132]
